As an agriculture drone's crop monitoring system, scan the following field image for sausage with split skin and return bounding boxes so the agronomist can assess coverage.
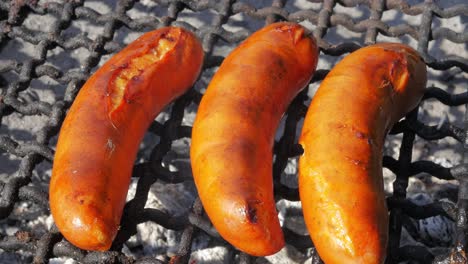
[190,22,318,256]
[50,27,204,251]
[298,43,427,264]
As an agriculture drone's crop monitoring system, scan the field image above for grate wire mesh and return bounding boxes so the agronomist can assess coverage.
[0,0,467,263]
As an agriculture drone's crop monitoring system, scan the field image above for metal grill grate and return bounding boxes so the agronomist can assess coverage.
[0,0,467,263]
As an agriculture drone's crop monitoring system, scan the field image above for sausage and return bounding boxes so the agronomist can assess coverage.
[298,43,427,263]
[49,27,204,251]
[190,22,318,256]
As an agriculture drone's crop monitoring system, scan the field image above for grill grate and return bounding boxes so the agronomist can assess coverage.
[0,0,467,263]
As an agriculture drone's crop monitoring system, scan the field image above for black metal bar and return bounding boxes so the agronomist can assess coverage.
[387,109,418,264]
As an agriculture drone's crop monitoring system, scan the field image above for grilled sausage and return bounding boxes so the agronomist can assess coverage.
[50,27,204,251]
[298,43,427,264]
[191,22,318,256]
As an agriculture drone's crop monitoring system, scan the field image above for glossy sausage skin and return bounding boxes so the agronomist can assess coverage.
[50,27,204,251]
[191,22,318,256]
[298,43,427,264]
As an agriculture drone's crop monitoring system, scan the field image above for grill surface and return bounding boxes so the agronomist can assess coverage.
[0,0,467,263]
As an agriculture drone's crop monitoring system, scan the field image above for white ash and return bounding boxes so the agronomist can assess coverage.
[49,258,78,264]
[399,193,456,257]
[263,246,308,264]
[189,246,230,263]
[281,158,299,189]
